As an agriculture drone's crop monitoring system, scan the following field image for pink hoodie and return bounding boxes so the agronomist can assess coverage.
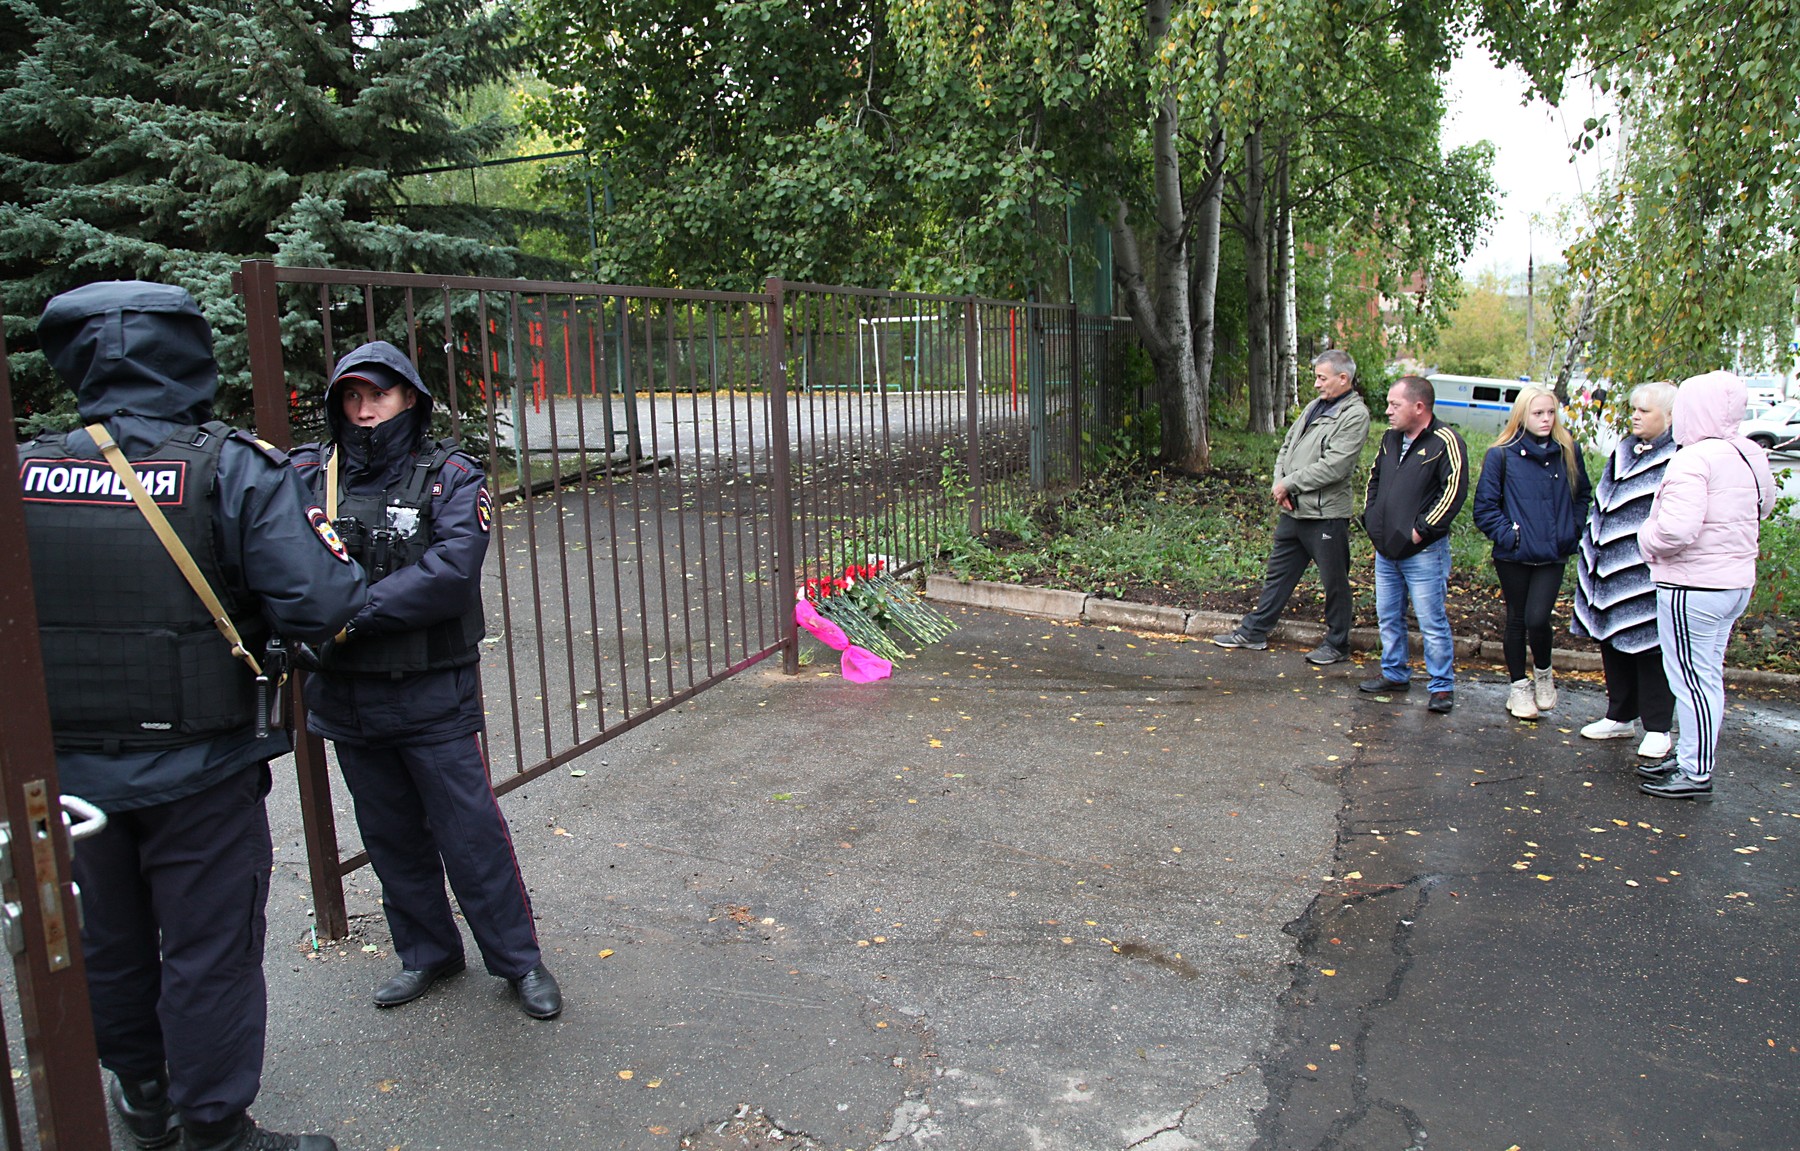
[1638,370,1777,589]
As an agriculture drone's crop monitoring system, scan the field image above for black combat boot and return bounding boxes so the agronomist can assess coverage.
[109,1070,179,1149]
[180,1112,337,1151]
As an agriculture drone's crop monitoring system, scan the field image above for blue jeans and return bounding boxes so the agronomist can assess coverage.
[1374,536,1455,692]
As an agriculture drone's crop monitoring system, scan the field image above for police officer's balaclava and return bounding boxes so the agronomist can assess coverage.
[326,352,427,471]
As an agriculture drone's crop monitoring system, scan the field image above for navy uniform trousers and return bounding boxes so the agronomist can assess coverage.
[74,764,271,1125]
[335,732,540,979]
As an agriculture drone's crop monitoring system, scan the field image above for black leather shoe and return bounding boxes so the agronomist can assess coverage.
[1357,677,1410,694]
[512,962,563,1019]
[372,957,465,1008]
[1636,757,1679,782]
[111,1071,179,1149]
[180,1112,336,1150]
[1428,691,1454,714]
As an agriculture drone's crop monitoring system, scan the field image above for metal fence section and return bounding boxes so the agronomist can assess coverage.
[768,284,1128,597]
[232,262,1131,933]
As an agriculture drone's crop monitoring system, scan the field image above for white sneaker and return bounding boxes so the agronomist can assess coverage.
[1581,718,1636,740]
[1507,678,1540,719]
[1533,667,1557,710]
[1637,731,1673,759]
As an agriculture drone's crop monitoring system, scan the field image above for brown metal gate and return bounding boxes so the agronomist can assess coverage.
[0,266,1128,1145]
[231,262,1129,937]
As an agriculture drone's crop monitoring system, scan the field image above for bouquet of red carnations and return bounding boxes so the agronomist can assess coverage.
[800,559,955,661]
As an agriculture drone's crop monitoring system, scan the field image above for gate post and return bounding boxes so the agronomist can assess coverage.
[764,278,800,675]
[239,260,350,940]
[0,327,111,1150]
[962,298,983,536]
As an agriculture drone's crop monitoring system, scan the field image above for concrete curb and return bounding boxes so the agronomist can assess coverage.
[923,574,1800,691]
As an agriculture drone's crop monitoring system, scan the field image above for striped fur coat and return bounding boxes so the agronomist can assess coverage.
[1571,431,1677,652]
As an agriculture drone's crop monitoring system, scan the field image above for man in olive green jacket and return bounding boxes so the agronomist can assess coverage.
[1213,349,1372,664]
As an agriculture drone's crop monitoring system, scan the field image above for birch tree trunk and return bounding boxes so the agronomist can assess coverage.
[1189,128,1227,455]
[1274,145,1299,416]
[1111,3,1204,469]
[1243,127,1275,434]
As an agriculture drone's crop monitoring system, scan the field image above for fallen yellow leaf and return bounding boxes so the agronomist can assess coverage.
[618,1070,634,1080]
[598,949,614,959]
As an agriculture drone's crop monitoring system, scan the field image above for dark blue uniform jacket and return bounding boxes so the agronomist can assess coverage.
[292,342,489,746]
[30,281,368,810]
[1473,431,1594,565]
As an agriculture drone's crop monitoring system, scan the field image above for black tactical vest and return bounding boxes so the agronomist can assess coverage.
[20,422,265,752]
[327,440,484,677]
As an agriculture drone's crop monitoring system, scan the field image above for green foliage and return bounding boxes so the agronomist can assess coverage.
[1,0,560,427]
[1429,266,1565,379]
[1483,0,1800,383]
[528,0,908,290]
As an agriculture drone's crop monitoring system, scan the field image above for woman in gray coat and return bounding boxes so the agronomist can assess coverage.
[1572,381,1678,758]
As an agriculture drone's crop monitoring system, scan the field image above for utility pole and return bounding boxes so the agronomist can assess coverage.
[1525,224,1535,378]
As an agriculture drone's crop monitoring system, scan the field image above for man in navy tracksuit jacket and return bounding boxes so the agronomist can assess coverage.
[291,341,561,1020]
[24,282,366,1151]
[1359,375,1470,711]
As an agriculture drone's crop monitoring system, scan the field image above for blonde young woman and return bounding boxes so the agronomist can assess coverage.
[1472,386,1594,719]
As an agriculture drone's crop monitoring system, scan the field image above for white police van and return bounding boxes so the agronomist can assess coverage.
[1424,374,1530,438]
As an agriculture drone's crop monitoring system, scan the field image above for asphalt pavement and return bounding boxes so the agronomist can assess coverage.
[94,603,1799,1150]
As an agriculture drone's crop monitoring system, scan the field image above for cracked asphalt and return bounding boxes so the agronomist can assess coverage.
[95,603,1795,1150]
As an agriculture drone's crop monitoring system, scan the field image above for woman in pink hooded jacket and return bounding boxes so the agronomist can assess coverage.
[1636,370,1776,800]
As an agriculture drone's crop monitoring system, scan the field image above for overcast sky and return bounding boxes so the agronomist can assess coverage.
[1441,40,1614,280]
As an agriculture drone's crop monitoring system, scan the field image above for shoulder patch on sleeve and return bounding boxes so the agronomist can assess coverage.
[307,504,353,563]
[476,485,493,533]
[230,428,289,466]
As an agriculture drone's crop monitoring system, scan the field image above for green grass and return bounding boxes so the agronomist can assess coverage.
[941,411,1799,675]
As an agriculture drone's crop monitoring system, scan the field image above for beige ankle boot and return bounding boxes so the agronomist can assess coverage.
[1533,666,1557,710]
[1508,678,1539,719]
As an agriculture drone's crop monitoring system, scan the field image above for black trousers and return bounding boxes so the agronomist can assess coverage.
[74,763,272,1125]
[336,733,540,979]
[1239,515,1353,653]
[1599,639,1676,732]
[1494,559,1565,680]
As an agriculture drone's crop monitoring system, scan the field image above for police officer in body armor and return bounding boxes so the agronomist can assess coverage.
[291,341,562,1020]
[20,282,367,1151]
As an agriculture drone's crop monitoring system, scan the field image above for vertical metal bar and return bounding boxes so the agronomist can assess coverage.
[962,297,983,536]
[540,296,582,750]
[685,302,717,678]
[1027,304,1046,491]
[241,261,348,939]
[476,292,527,776]
[647,301,678,700]
[440,287,460,441]
[735,301,765,654]
[1068,304,1084,487]
[764,278,799,674]
[598,295,635,725]
[567,296,611,735]
[511,292,557,762]
[623,297,657,710]
[320,283,336,378]
[0,326,112,1151]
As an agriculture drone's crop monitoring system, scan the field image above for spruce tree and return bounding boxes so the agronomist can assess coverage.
[1,0,549,426]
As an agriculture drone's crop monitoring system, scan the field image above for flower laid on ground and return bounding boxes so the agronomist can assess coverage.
[801,559,956,663]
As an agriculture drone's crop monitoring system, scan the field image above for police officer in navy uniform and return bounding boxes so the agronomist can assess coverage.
[21,282,367,1151]
[290,341,561,1020]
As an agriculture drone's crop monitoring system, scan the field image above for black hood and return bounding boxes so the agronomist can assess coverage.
[38,281,218,425]
[323,341,434,445]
